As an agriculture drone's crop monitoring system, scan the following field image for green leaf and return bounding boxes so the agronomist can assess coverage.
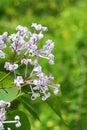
[46,94,67,124]
[46,94,61,117]
[5,110,31,130]
[0,87,18,102]
[19,94,40,121]
[0,71,12,86]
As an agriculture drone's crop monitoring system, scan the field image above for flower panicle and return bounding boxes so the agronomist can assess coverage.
[1,23,60,101]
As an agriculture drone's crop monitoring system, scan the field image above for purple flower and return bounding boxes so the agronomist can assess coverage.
[48,54,54,64]
[14,76,24,89]
[1,23,60,101]
[4,62,18,71]
[0,50,5,58]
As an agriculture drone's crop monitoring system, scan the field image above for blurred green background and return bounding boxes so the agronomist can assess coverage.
[0,0,87,130]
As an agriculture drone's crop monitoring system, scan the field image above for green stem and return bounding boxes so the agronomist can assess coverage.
[0,72,11,83]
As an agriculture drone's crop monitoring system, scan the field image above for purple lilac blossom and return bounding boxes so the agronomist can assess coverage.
[2,23,60,101]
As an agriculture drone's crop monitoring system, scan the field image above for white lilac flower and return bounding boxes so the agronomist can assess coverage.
[41,40,54,55]
[41,26,48,31]
[29,85,40,100]
[48,54,54,64]
[53,84,60,95]
[38,33,43,39]
[31,93,40,100]
[21,58,32,65]
[0,100,11,108]
[0,40,6,50]
[14,116,21,128]
[1,32,10,43]
[33,65,42,73]
[0,101,10,122]
[31,23,42,31]
[54,88,59,95]
[42,92,51,101]
[14,115,20,121]
[30,33,43,44]
[48,74,54,82]
[57,84,60,88]
[9,34,25,54]
[27,59,42,76]
[33,79,40,86]
[9,63,18,71]
[0,109,6,121]
[24,33,41,56]
[4,62,18,71]
[31,23,48,32]
[0,122,4,130]
[0,32,9,46]
[34,39,54,62]
[0,50,5,58]
[46,39,54,47]
[4,62,10,70]
[15,121,21,128]
[16,25,29,38]
[14,76,24,89]
[39,74,48,86]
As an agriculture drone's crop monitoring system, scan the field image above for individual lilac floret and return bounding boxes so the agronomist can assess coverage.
[31,23,42,31]
[34,39,54,64]
[4,62,18,71]
[0,32,9,48]
[9,33,26,54]
[0,100,11,108]
[30,33,43,42]
[0,101,10,125]
[16,25,29,38]
[0,100,11,122]
[0,32,10,43]
[54,84,60,95]
[4,62,18,78]
[48,54,54,64]
[0,40,6,50]
[14,76,24,89]
[31,23,48,32]
[21,58,32,65]
[41,40,54,55]
[0,50,5,58]
[33,63,42,73]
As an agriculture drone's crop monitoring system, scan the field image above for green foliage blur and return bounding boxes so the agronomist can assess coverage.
[0,0,87,130]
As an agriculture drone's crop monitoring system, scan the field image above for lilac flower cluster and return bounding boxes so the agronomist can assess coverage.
[0,23,60,101]
[0,100,21,130]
